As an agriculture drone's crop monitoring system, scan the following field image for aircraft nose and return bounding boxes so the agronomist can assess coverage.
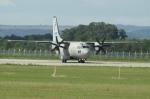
[83,49,90,56]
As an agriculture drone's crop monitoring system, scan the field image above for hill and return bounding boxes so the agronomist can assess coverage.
[0,25,72,37]
[117,25,150,39]
[0,25,150,39]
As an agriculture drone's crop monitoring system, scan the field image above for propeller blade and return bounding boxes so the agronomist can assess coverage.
[95,36,108,55]
[51,46,58,51]
[59,39,64,44]
[49,42,57,46]
[58,48,60,55]
[59,45,66,49]
[50,37,67,53]
[96,38,101,45]
[52,47,60,55]
[56,36,59,44]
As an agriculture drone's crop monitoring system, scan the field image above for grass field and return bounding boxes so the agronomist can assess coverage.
[0,64,150,99]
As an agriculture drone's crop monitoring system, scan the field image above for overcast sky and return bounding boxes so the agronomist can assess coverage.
[0,0,150,26]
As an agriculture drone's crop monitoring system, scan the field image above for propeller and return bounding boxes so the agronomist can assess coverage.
[50,37,66,54]
[94,37,110,55]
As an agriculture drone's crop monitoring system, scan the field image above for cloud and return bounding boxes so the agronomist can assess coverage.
[0,0,15,6]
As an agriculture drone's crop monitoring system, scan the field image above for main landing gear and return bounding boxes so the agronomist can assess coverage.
[78,59,85,63]
[61,59,86,63]
[62,59,67,63]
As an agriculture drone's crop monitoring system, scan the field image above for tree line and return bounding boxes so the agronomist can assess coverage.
[0,22,149,52]
[3,34,52,40]
[62,22,127,41]
[0,34,52,50]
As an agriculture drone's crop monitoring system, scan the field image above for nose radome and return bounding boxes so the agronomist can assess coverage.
[83,49,90,55]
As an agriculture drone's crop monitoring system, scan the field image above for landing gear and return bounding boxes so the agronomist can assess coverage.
[62,59,67,63]
[78,59,85,63]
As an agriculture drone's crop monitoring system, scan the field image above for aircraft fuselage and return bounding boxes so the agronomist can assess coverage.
[68,42,90,59]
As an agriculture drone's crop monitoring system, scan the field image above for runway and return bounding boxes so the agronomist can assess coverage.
[0,59,150,67]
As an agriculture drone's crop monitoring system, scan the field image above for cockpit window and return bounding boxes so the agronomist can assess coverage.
[83,46,89,48]
[81,43,89,48]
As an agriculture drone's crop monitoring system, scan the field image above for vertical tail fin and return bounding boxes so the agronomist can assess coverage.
[53,16,62,42]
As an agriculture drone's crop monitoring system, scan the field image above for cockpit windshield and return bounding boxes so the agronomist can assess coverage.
[82,46,89,48]
[81,43,89,48]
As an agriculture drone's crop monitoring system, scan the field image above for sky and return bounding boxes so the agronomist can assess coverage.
[0,0,150,26]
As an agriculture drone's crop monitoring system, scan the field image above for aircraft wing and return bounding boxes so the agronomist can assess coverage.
[7,40,71,45]
[7,40,52,43]
[7,39,139,44]
[86,41,138,44]
[86,40,139,48]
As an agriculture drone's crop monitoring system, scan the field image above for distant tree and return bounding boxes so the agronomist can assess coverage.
[142,39,150,51]
[118,29,128,40]
[4,34,23,40]
[0,33,52,50]
[3,33,52,41]
[24,33,52,40]
[62,22,124,41]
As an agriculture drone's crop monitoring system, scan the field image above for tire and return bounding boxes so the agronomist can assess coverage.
[81,60,85,63]
[78,59,85,63]
[62,59,67,63]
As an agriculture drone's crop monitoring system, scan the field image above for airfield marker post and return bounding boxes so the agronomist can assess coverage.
[52,66,57,77]
[118,66,121,79]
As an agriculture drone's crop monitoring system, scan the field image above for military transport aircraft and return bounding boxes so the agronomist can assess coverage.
[49,16,112,63]
[8,16,129,63]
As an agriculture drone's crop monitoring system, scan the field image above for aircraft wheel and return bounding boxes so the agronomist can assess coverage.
[62,59,67,63]
[78,59,85,63]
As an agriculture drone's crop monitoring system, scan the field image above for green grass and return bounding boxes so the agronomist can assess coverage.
[0,64,150,99]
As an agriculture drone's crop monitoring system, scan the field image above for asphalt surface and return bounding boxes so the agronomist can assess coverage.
[0,59,150,67]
